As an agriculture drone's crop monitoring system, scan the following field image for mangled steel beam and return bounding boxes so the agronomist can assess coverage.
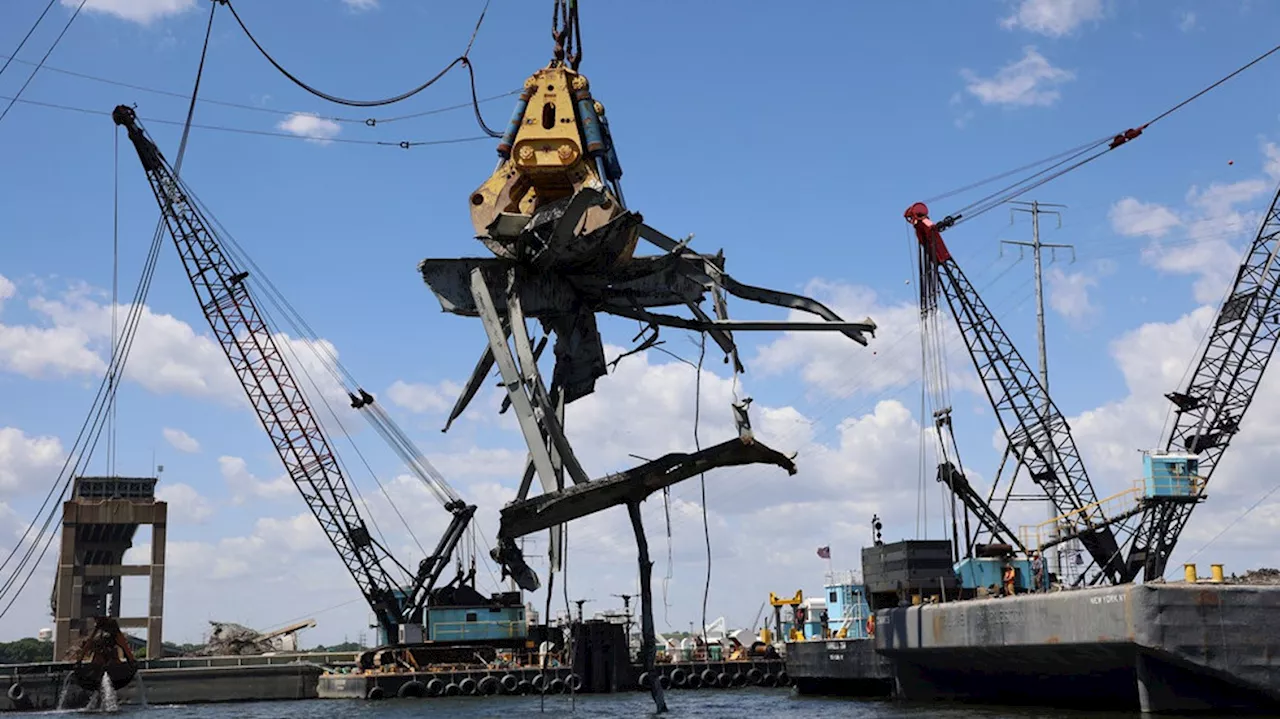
[497,437,797,540]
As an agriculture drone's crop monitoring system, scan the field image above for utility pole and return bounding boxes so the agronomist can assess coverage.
[1003,200,1073,581]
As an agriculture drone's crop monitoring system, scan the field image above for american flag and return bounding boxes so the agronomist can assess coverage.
[816,546,831,559]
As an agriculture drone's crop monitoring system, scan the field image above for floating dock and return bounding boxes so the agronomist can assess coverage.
[317,659,788,700]
[788,580,1280,714]
[1,652,350,711]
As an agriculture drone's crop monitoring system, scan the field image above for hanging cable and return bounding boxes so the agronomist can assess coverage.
[0,0,86,125]
[693,333,711,647]
[0,0,58,80]
[108,128,119,478]
[0,52,523,127]
[223,0,501,136]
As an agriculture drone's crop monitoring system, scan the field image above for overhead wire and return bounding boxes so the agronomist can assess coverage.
[0,0,87,125]
[933,41,1280,228]
[0,0,59,80]
[0,0,219,616]
[0,52,522,126]
[0,93,491,147]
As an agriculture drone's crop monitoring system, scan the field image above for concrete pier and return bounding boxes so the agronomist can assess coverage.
[875,583,1280,713]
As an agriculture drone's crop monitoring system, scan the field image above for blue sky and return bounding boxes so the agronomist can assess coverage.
[3,0,1280,645]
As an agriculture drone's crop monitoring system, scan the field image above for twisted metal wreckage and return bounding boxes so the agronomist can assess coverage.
[417,58,876,709]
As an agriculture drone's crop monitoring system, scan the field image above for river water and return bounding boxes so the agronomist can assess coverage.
[80,691,1149,718]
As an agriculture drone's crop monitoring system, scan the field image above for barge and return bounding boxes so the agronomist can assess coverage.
[785,539,1280,714]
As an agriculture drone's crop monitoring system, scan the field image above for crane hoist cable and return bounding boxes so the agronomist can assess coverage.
[181,187,466,531]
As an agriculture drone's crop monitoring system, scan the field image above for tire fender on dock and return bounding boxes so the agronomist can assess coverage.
[397,680,426,699]
[517,679,533,694]
[747,668,763,685]
[460,677,478,695]
[500,674,519,694]
[567,674,583,692]
[716,672,731,688]
[700,668,717,686]
[686,673,703,689]
[637,671,651,689]
[670,668,688,687]
[366,685,386,701]
[6,683,25,703]
[478,675,499,695]
[549,677,565,694]
[659,674,671,690]
[777,671,791,687]
[761,673,777,687]
[731,672,746,687]
[532,674,547,692]
[444,682,461,696]
[426,678,444,697]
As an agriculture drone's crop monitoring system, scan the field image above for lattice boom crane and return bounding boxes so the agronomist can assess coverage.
[906,202,1127,584]
[1125,182,1280,582]
[111,105,476,641]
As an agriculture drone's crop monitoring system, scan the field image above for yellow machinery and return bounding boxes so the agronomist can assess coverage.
[469,63,635,269]
[766,590,804,643]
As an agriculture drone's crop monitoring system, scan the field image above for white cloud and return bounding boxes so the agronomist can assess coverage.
[1111,148,1277,305]
[386,379,461,414]
[0,280,104,377]
[1068,306,1280,578]
[1000,0,1103,36]
[1109,197,1183,239]
[0,427,64,494]
[65,0,195,25]
[162,427,200,454]
[1047,267,1099,323]
[4,281,353,430]
[1178,11,1197,32]
[0,275,14,310]
[219,456,293,505]
[961,47,1075,108]
[342,0,378,10]
[155,482,214,524]
[276,113,342,144]
[753,280,979,402]
[1263,142,1280,183]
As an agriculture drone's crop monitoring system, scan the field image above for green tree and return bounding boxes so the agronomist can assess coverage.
[0,638,54,664]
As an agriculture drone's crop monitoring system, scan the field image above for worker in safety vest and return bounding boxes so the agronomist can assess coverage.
[1002,562,1016,597]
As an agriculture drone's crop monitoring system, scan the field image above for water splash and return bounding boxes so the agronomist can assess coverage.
[55,673,73,711]
[99,672,119,712]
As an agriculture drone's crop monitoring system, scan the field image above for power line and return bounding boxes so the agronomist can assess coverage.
[0,0,59,80]
[0,93,490,148]
[0,0,87,125]
[0,51,521,126]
